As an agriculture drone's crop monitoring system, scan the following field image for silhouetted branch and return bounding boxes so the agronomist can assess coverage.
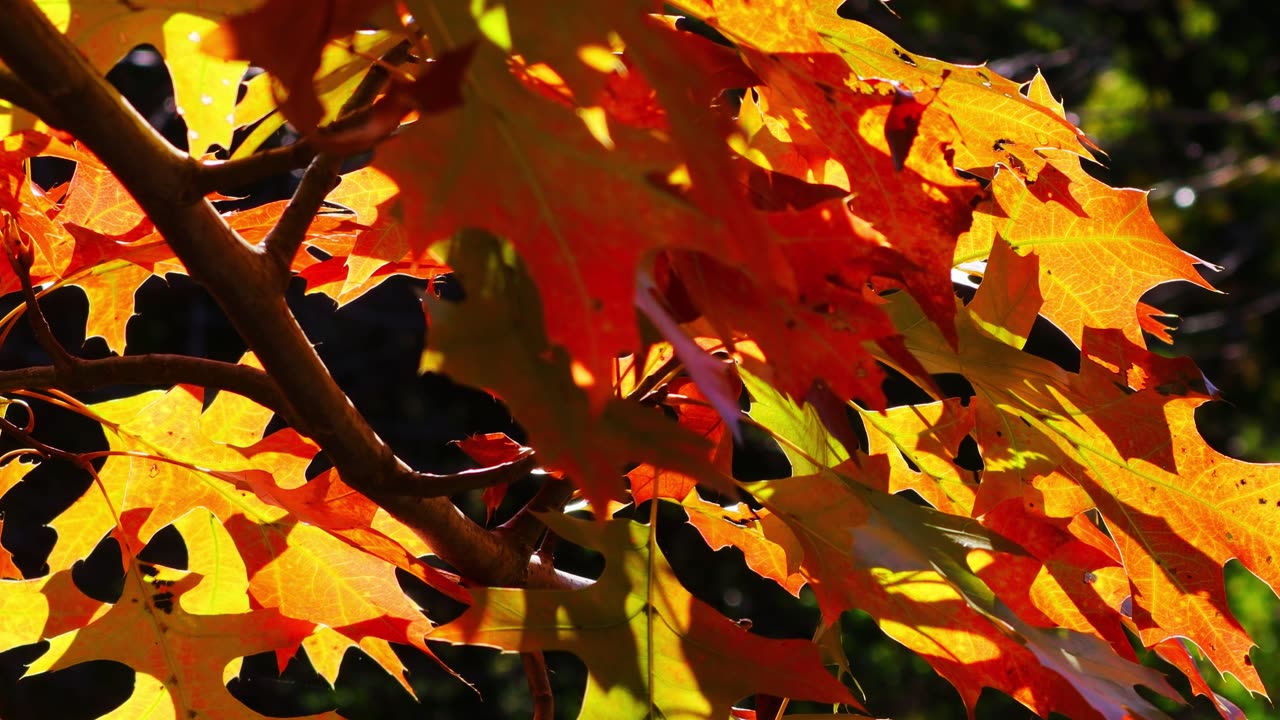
[522,652,555,720]
[0,65,60,125]
[194,142,317,197]
[0,2,537,588]
[0,355,289,418]
[389,448,539,498]
[261,42,411,280]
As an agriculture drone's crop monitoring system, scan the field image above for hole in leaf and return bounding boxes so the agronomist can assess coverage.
[71,535,125,603]
[1023,316,1080,372]
[397,560,469,625]
[3,656,133,720]
[304,452,334,481]
[954,435,983,472]
[899,450,922,473]
[230,650,335,716]
[137,522,188,570]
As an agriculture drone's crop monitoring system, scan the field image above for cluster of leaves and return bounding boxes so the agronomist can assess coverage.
[0,0,1272,718]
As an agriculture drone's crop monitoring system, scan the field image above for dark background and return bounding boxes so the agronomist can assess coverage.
[2,1,1278,718]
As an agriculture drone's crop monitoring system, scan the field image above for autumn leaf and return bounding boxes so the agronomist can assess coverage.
[421,231,733,511]
[230,29,402,157]
[223,512,448,695]
[25,566,335,717]
[681,495,807,597]
[678,0,1097,177]
[879,284,1278,693]
[43,385,309,572]
[0,458,34,579]
[228,466,469,604]
[201,0,394,133]
[740,369,1179,718]
[456,432,530,523]
[0,569,110,650]
[374,4,793,404]
[627,377,734,504]
[24,512,338,719]
[957,147,1214,347]
[429,514,857,718]
[34,0,255,155]
[854,396,977,515]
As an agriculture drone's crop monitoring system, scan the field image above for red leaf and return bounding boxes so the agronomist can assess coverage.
[202,0,393,131]
[457,433,530,522]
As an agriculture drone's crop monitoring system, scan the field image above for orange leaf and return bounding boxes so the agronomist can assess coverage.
[682,496,806,597]
[958,149,1214,347]
[0,459,35,579]
[30,571,331,719]
[45,385,311,572]
[224,513,452,691]
[884,288,1275,693]
[627,377,734,504]
[457,432,530,523]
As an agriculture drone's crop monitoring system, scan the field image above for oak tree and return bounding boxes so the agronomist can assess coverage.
[0,1,1266,718]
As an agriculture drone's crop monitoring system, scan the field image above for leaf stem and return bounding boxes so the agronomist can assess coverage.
[646,493,659,720]
[5,214,76,377]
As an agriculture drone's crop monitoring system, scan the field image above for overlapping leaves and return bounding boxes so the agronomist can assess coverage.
[0,0,1271,719]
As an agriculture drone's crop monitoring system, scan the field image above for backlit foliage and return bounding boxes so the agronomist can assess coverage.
[0,1,1268,718]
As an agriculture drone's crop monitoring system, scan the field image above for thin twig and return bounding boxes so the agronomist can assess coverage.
[261,42,411,280]
[194,141,317,197]
[0,415,89,469]
[0,2,534,587]
[387,449,539,498]
[8,233,77,377]
[522,651,555,720]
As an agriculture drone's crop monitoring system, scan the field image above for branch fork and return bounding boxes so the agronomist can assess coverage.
[0,1,558,589]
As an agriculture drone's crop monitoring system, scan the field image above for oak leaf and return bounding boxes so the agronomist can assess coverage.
[25,509,338,719]
[429,514,857,718]
[421,232,733,511]
[35,0,255,155]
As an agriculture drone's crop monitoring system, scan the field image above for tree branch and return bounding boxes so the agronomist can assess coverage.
[0,65,60,125]
[497,477,575,560]
[387,448,539,498]
[194,141,317,197]
[0,354,287,415]
[521,652,555,720]
[0,1,535,588]
[260,42,410,280]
